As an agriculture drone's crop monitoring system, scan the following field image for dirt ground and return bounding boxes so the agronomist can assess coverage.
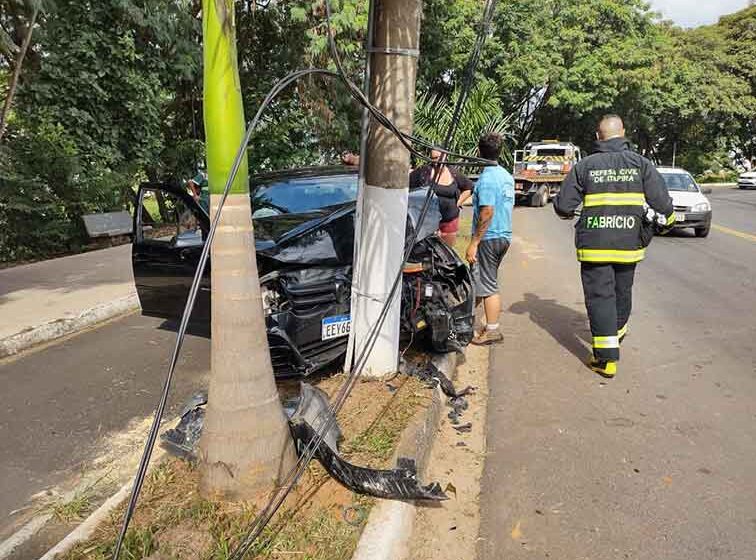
[408,344,490,560]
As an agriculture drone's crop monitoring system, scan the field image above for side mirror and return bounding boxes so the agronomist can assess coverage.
[702,187,713,195]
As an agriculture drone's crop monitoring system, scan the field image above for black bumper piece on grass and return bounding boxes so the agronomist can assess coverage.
[289,421,447,501]
[161,383,447,502]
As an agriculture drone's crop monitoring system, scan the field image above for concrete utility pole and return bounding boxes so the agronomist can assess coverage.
[351,0,422,377]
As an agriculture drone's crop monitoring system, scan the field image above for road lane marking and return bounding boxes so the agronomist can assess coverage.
[712,224,756,243]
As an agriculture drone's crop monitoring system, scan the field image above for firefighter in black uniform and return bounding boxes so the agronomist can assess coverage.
[554,115,675,378]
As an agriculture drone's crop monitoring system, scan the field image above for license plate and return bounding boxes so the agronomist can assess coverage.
[675,212,686,222]
[322,315,351,341]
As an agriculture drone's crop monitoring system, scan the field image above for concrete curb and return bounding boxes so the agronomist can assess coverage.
[0,514,53,560]
[351,352,459,560]
[0,444,165,560]
[0,293,139,358]
[37,482,133,560]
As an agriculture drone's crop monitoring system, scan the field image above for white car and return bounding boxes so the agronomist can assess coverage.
[657,167,713,238]
[738,171,756,189]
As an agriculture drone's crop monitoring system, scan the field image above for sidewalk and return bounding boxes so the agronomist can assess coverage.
[0,245,138,356]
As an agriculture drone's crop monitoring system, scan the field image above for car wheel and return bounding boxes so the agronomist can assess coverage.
[695,225,710,238]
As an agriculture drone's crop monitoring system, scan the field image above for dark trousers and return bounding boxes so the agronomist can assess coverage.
[580,263,636,361]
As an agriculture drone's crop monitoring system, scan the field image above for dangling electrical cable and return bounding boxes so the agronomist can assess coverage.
[227,1,499,557]
[111,67,340,560]
[112,1,499,558]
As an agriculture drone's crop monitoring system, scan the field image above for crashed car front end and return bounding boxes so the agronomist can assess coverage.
[401,236,474,353]
[258,237,474,375]
[260,266,353,377]
[256,191,474,375]
[131,169,475,378]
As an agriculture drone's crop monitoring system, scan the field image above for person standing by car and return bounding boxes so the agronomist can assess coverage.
[554,114,675,378]
[410,149,474,246]
[465,133,515,345]
[187,170,209,214]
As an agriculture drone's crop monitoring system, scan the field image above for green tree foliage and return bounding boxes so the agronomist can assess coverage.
[0,0,200,261]
[1,0,754,262]
[415,80,514,164]
[420,1,755,175]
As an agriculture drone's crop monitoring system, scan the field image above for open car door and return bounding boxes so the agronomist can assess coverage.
[132,182,211,326]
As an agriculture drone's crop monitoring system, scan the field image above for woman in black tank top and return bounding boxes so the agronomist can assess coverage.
[409,149,474,246]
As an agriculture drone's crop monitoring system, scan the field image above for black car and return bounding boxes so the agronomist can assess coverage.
[132,167,474,376]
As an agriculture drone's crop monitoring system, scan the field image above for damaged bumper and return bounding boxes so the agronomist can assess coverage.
[162,382,447,502]
[289,421,446,501]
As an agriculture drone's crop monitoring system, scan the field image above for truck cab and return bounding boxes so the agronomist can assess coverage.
[513,140,582,207]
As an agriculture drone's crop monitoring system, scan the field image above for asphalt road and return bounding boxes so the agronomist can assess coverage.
[480,187,756,559]
[0,314,210,540]
[0,187,753,556]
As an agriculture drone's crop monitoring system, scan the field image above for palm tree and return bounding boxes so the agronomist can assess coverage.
[198,0,295,501]
[414,81,515,167]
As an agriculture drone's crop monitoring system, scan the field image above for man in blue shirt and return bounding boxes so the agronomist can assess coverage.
[466,133,515,345]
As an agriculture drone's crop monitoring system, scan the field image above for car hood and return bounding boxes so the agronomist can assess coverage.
[740,171,756,179]
[254,205,353,246]
[254,204,357,269]
[669,190,708,208]
[253,187,442,270]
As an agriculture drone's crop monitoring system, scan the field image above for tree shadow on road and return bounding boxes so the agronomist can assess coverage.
[509,293,591,362]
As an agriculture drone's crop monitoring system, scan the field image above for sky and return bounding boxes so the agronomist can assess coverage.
[647,0,751,27]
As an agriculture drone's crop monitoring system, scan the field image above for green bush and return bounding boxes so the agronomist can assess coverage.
[696,169,739,184]
[0,121,133,263]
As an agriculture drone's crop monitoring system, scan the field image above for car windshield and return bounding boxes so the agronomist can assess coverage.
[251,174,358,218]
[662,173,699,192]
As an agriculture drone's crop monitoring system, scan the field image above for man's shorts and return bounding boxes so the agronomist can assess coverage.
[472,237,510,298]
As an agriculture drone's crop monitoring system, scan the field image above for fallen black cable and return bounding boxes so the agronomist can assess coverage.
[113,1,498,557]
[110,63,487,560]
[110,67,338,560]
[227,1,499,557]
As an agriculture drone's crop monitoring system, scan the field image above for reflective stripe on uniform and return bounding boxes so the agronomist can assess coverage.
[577,248,646,263]
[618,323,629,339]
[593,335,620,349]
[584,192,646,207]
[666,212,677,226]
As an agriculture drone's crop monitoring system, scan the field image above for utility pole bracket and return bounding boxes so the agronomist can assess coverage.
[367,46,420,58]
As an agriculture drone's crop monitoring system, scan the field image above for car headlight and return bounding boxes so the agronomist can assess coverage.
[693,201,711,212]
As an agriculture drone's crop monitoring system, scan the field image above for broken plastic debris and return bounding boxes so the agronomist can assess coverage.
[399,358,473,399]
[453,423,472,433]
[161,394,206,460]
[290,422,447,501]
[162,383,447,502]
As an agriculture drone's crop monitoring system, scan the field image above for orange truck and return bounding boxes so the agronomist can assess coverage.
[513,140,582,207]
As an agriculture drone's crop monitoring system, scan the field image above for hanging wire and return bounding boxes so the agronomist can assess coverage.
[227,1,499,557]
[112,0,499,558]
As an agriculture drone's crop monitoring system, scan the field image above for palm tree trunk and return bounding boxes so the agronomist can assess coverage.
[0,7,38,143]
[198,0,295,501]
